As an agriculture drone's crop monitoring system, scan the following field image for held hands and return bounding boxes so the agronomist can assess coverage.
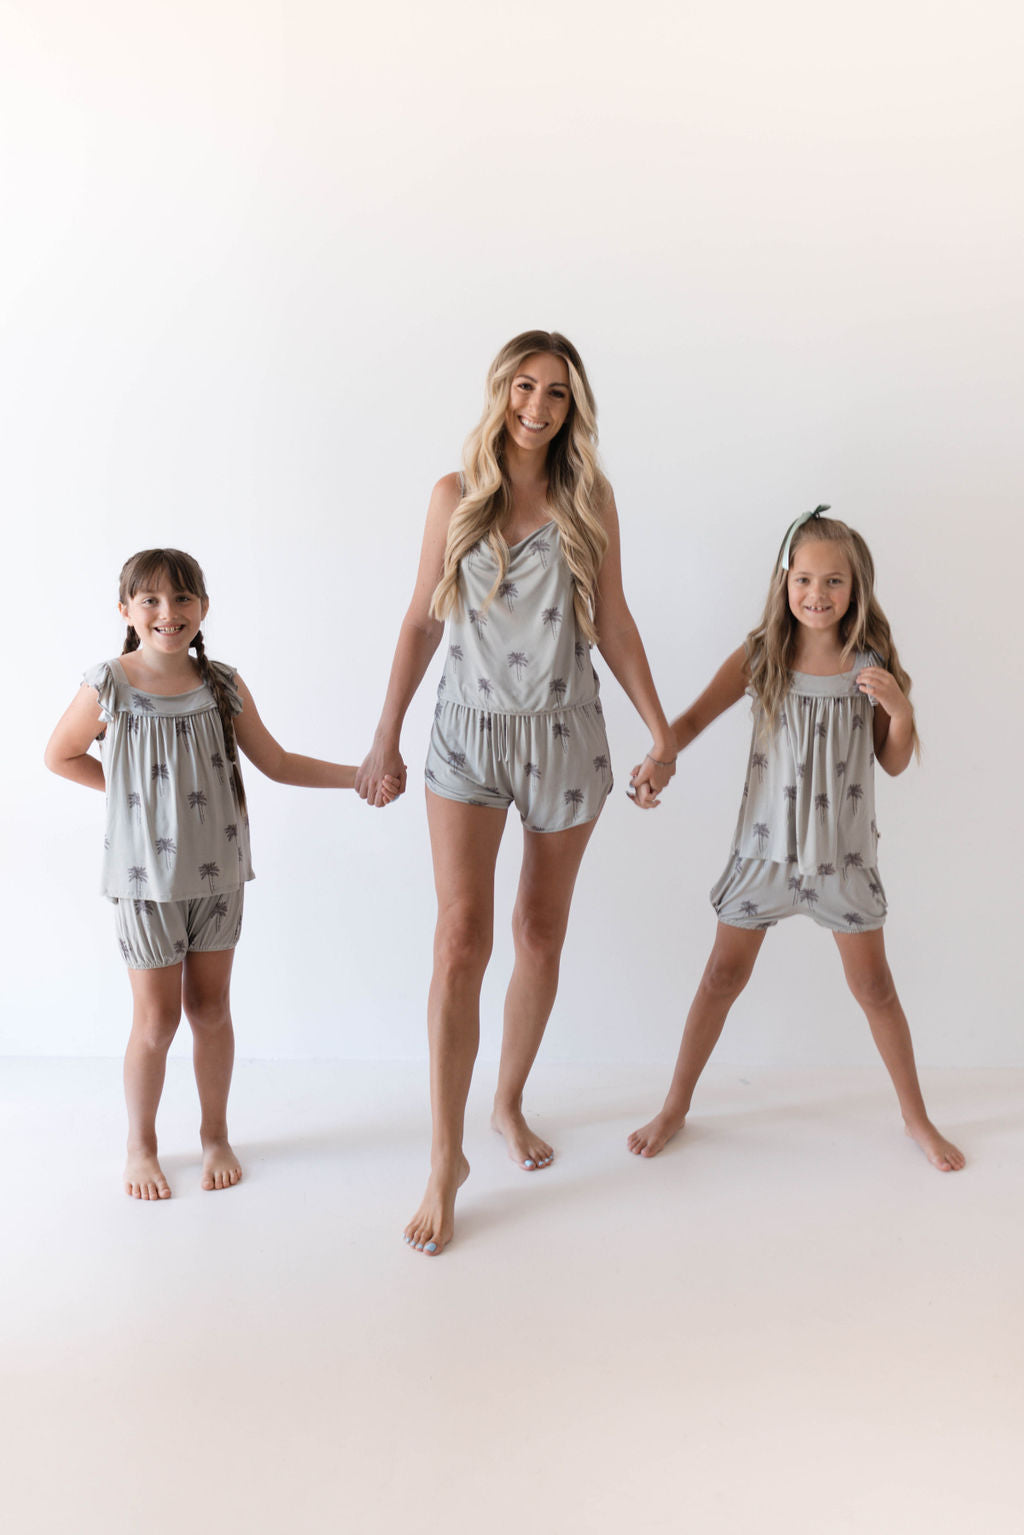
[627,749,677,810]
[355,737,408,808]
[856,667,911,721]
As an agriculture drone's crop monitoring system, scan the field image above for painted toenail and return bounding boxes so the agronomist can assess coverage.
[425,1242,437,1253]
[415,1243,423,1250]
[523,1159,535,1168]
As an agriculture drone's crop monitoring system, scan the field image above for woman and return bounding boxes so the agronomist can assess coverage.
[357,331,675,1254]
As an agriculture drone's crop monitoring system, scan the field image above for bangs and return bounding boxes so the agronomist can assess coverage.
[122,548,206,600]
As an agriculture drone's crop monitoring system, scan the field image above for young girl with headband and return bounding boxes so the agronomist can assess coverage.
[628,508,964,1171]
[45,548,399,1200]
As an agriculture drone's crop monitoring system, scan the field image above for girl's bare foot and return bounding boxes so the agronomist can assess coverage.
[904,1119,965,1172]
[124,1150,171,1200]
[201,1137,242,1190]
[627,1107,687,1158]
[491,1104,553,1170]
[404,1155,470,1255]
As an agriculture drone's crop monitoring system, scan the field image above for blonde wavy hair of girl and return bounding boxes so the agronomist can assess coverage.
[745,514,919,752]
[430,330,610,645]
[119,548,248,810]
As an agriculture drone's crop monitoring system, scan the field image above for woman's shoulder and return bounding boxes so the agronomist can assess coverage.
[432,470,464,504]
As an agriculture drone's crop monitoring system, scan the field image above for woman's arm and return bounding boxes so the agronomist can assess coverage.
[630,647,749,808]
[592,488,676,801]
[233,678,399,794]
[858,666,915,776]
[354,473,458,806]
[44,685,107,790]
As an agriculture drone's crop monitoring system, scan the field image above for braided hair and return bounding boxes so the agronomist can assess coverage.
[119,548,247,812]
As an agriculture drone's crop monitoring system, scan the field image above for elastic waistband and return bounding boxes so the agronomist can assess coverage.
[434,696,602,722]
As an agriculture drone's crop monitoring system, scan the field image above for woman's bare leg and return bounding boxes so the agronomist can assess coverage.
[833,928,965,1171]
[491,819,598,1169]
[628,922,767,1157]
[123,963,182,1198]
[183,947,241,1190]
[404,792,509,1255]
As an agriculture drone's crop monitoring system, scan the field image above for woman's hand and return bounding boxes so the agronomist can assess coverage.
[627,750,676,809]
[356,737,408,807]
[856,667,911,723]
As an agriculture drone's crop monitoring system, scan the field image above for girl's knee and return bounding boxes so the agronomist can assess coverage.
[701,953,755,1002]
[131,1006,181,1050]
[184,995,232,1032]
[845,964,897,1010]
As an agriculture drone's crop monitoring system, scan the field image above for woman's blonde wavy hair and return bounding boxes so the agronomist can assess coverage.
[745,514,919,752]
[430,330,609,645]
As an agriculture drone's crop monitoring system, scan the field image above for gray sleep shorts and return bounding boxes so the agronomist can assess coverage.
[711,855,886,933]
[113,888,245,969]
[426,700,613,832]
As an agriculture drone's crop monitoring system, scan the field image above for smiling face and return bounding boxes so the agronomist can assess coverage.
[787,539,853,633]
[504,352,572,452]
[119,570,208,656]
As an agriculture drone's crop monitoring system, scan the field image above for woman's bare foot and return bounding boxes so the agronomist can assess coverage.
[404,1155,470,1255]
[491,1103,553,1170]
[627,1106,687,1158]
[201,1137,242,1191]
[125,1149,172,1200]
[904,1119,965,1172]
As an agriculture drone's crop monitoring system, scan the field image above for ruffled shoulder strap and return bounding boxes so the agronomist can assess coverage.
[81,660,119,725]
[207,659,244,716]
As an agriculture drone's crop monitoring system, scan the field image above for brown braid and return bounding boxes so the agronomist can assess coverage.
[193,630,248,813]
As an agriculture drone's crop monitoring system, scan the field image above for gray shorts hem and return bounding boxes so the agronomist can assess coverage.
[124,939,240,972]
[425,781,511,811]
[426,780,606,833]
[717,913,886,935]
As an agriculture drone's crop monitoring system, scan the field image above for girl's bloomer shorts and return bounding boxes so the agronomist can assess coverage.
[711,855,886,933]
[113,889,245,969]
[425,700,613,832]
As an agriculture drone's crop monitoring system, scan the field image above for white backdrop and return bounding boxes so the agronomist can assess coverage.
[3,0,1021,1066]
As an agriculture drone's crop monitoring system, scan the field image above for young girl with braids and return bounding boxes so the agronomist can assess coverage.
[628,509,964,1172]
[45,548,399,1200]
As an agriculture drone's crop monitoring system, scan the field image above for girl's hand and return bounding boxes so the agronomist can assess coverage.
[856,667,911,721]
[356,740,407,807]
[374,774,404,808]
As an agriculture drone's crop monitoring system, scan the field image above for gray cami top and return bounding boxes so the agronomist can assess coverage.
[439,521,601,715]
[83,658,254,901]
[731,655,881,879]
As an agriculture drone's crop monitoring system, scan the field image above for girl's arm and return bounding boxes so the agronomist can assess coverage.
[630,647,749,808]
[592,488,676,801]
[233,678,398,792]
[857,666,915,775]
[354,473,457,807]
[44,685,107,790]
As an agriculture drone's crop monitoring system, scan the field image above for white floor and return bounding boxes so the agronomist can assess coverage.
[2,1059,1021,1535]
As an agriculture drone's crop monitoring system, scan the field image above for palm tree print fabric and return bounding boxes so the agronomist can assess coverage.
[729,656,881,879]
[440,521,599,714]
[112,888,245,969]
[710,854,887,932]
[425,521,612,832]
[82,658,254,900]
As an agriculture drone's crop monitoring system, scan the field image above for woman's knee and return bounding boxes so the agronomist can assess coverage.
[434,907,493,981]
[511,906,566,968]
